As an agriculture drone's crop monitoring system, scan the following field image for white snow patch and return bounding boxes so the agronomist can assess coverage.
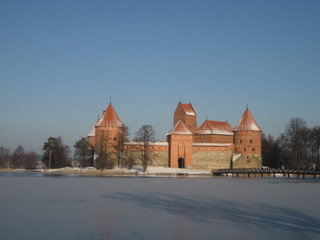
[185,111,196,116]
[196,129,233,135]
[193,143,233,147]
[232,154,242,162]
[40,166,211,175]
[143,166,211,175]
[88,126,95,137]
[126,142,168,146]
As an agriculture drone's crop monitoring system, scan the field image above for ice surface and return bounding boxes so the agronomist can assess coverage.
[0,173,319,240]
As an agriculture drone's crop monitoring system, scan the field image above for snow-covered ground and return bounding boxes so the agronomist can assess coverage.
[41,166,212,175]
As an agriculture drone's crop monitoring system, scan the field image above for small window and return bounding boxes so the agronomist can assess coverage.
[244,148,246,152]
[252,148,255,152]
[114,137,117,141]
[240,140,243,144]
[250,140,253,144]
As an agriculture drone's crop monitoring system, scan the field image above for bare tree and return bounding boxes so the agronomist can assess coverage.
[116,125,129,168]
[24,151,38,169]
[310,126,320,169]
[0,146,10,169]
[284,118,308,169]
[133,125,155,173]
[10,145,25,169]
[95,130,115,169]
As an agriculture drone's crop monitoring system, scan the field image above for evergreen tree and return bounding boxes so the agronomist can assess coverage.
[74,137,91,168]
[42,137,70,169]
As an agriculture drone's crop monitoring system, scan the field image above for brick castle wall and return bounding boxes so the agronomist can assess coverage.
[234,131,262,156]
[193,134,233,144]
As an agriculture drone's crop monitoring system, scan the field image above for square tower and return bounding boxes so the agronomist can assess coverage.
[173,102,197,132]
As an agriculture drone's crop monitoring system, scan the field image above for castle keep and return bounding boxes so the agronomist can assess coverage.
[88,102,262,169]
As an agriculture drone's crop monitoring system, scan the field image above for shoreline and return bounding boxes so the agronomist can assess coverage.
[0,166,213,177]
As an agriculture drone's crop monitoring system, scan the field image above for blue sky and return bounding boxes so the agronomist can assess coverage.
[1,0,319,154]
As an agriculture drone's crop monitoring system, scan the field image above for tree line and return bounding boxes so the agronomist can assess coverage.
[263,117,320,170]
[3,117,317,171]
[0,124,155,172]
[0,145,39,169]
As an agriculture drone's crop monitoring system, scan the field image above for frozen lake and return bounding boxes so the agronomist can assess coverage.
[0,172,319,240]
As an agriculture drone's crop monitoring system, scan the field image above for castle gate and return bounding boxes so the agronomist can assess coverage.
[178,157,185,168]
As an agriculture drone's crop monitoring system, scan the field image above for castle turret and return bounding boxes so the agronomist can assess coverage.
[233,108,262,168]
[173,102,197,132]
[167,120,193,168]
[92,103,125,153]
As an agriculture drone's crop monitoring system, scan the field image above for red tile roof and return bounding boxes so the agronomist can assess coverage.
[180,102,196,116]
[167,120,192,135]
[234,108,261,131]
[95,103,124,127]
[195,120,233,136]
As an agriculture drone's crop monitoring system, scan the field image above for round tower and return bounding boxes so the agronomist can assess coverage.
[94,103,125,153]
[233,108,262,168]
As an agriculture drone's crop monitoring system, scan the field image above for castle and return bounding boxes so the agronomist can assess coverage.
[88,102,262,169]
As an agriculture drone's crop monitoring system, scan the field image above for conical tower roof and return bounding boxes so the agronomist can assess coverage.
[234,108,261,131]
[95,103,124,127]
[167,120,192,135]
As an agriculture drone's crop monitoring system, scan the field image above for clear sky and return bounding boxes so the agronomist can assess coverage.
[1,0,319,154]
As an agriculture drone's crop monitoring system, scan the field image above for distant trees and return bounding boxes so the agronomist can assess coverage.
[0,146,10,168]
[11,145,25,169]
[0,145,38,169]
[24,151,38,169]
[133,125,155,173]
[310,126,320,169]
[74,137,91,168]
[262,135,281,168]
[283,117,309,169]
[42,137,71,169]
[263,117,320,170]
